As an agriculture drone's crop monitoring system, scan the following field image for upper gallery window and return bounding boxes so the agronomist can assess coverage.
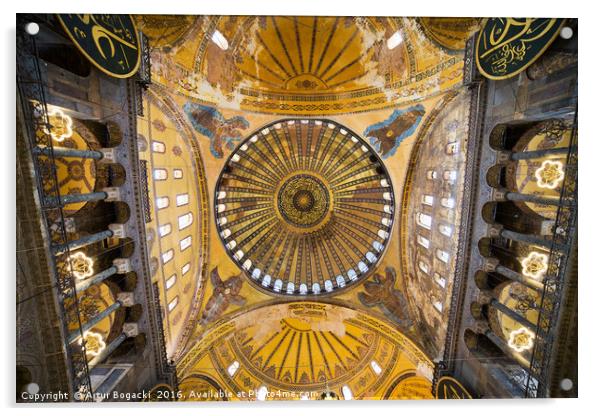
[421,195,434,206]
[439,224,453,237]
[178,213,193,230]
[441,197,455,208]
[446,142,459,155]
[168,296,179,312]
[417,235,430,249]
[162,249,174,264]
[156,196,169,209]
[159,223,172,237]
[417,213,432,230]
[165,274,177,289]
[180,236,192,251]
[152,141,166,153]
[436,249,450,263]
[176,193,189,207]
[153,169,168,181]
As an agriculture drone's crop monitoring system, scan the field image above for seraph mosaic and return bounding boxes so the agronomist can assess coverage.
[183,102,249,158]
[364,105,425,158]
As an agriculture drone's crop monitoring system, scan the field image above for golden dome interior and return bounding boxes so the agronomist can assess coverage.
[133,15,481,399]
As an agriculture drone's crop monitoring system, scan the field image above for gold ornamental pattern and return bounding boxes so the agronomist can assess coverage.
[215,119,395,296]
[277,174,331,229]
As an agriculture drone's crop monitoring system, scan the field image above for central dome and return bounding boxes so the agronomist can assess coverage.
[215,119,394,296]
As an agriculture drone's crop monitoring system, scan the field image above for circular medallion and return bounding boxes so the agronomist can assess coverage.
[56,14,141,79]
[277,174,330,229]
[215,119,395,296]
[475,18,565,80]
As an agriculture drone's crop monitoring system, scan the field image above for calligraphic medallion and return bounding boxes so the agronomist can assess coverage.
[57,14,141,78]
[476,18,565,80]
[435,376,473,399]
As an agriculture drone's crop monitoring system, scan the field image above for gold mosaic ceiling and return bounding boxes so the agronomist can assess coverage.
[133,14,479,393]
[178,302,434,400]
[136,16,481,114]
[214,119,394,296]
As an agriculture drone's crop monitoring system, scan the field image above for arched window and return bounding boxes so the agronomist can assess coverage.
[439,224,453,237]
[152,141,166,153]
[446,142,459,155]
[417,235,430,249]
[162,249,174,264]
[419,260,430,274]
[441,197,455,208]
[173,169,183,179]
[165,274,177,289]
[256,386,268,401]
[436,249,450,263]
[370,360,382,375]
[156,196,169,209]
[159,223,172,237]
[421,195,434,206]
[227,361,240,377]
[180,236,192,251]
[153,169,168,181]
[168,296,179,312]
[176,193,189,207]
[342,385,353,400]
[182,263,191,275]
[178,213,193,230]
[432,298,444,313]
[427,170,438,180]
[417,213,432,230]
[434,272,446,288]
[443,170,457,182]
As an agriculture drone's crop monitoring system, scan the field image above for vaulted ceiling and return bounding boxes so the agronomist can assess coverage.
[135,15,480,399]
[137,16,480,114]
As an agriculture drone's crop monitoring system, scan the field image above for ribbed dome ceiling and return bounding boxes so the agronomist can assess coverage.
[215,119,394,296]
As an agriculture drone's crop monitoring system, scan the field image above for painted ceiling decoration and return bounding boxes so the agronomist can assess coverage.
[136,16,481,115]
[215,119,395,296]
[128,14,481,399]
[178,302,434,400]
[417,18,482,52]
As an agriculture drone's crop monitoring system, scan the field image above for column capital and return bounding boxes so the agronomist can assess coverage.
[483,257,500,272]
[109,223,127,238]
[99,148,116,164]
[117,292,135,307]
[473,319,491,335]
[123,323,140,337]
[103,187,121,202]
[496,151,512,163]
[492,189,508,202]
[477,290,493,305]
[113,258,132,273]
[487,223,503,238]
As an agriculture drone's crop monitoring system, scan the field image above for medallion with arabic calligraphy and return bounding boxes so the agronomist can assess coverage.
[476,18,564,80]
[57,14,141,78]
